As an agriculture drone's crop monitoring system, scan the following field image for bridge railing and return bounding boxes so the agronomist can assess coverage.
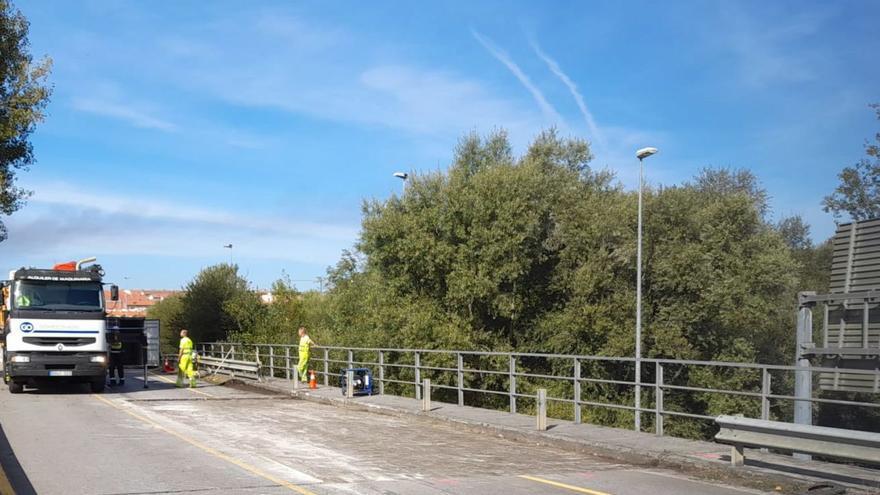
[198,342,880,437]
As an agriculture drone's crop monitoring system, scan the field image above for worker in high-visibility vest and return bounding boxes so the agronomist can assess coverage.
[176,329,196,388]
[108,332,125,386]
[297,326,317,382]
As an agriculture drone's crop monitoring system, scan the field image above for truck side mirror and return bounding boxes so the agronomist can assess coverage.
[110,285,119,302]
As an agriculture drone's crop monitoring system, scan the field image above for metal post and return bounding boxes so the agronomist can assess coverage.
[509,355,517,414]
[795,293,814,461]
[573,358,582,424]
[346,369,354,398]
[457,353,464,406]
[731,445,744,467]
[323,348,329,387]
[414,352,421,400]
[422,378,431,412]
[220,343,225,357]
[255,346,260,366]
[285,347,290,381]
[231,346,235,361]
[635,155,645,433]
[293,364,299,389]
[269,346,275,378]
[761,368,771,421]
[143,345,149,389]
[536,388,547,431]
[348,349,353,369]
[378,351,385,395]
[655,362,664,436]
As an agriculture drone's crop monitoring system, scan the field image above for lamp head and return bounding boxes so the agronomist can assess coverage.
[393,172,408,180]
[636,147,658,160]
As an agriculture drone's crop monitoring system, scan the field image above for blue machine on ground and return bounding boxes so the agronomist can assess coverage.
[339,367,373,396]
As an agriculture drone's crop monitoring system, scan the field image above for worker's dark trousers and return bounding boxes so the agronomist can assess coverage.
[108,355,124,384]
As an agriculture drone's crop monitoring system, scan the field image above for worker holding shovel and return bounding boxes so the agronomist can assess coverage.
[297,326,317,383]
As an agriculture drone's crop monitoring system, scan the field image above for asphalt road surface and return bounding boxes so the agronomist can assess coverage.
[0,373,772,495]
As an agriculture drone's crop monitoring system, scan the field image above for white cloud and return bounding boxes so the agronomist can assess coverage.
[471,30,564,126]
[71,97,177,132]
[0,182,359,265]
[715,5,828,88]
[530,39,604,150]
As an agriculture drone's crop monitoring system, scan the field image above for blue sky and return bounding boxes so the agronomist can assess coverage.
[1,1,878,290]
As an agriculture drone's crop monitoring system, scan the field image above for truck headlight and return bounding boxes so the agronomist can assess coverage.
[90,355,107,364]
[10,355,30,363]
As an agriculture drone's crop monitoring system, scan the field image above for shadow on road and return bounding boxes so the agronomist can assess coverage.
[0,424,36,495]
[16,369,177,396]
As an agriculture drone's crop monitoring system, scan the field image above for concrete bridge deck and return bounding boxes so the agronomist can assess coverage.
[0,373,874,494]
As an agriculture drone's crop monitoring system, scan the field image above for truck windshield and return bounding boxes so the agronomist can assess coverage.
[13,281,104,312]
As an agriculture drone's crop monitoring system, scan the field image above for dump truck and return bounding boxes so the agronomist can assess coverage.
[0,257,118,393]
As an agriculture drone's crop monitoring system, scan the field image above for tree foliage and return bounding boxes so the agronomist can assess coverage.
[822,104,880,221]
[163,129,856,437]
[0,0,52,241]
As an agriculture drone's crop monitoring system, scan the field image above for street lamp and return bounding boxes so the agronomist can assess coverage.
[393,171,408,194]
[634,146,657,432]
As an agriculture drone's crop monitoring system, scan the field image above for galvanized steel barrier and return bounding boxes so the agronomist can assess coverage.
[198,342,880,437]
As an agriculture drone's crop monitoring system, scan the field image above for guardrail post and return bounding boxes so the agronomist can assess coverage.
[422,378,431,412]
[536,388,547,431]
[761,368,771,421]
[457,353,464,406]
[414,352,421,400]
[293,364,299,389]
[348,349,353,369]
[795,294,814,461]
[285,347,291,381]
[731,444,744,467]
[231,346,235,361]
[346,369,354,398]
[323,348,329,386]
[509,355,517,414]
[655,362,664,436]
[269,346,275,378]
[255,346,260,366]
[573,358,581,424]
[378,350,385,395]
[220,343,225,357]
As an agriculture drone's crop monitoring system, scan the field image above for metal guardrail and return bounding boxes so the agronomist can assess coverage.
[715,414,880,466]
[199,354,261,380]
[198,342,880,438]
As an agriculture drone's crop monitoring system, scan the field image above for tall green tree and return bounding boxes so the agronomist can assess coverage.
[0,0,52,241]
[178,264,251,344]
[822,104,880,221]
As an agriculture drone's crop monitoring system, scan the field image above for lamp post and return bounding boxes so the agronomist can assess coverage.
[393,171,408,195]
[634,146,657,432]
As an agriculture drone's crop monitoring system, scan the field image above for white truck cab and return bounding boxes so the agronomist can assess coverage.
[1,258,118,393]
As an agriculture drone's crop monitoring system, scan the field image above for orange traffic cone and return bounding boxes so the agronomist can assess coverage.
[309,370,317,389]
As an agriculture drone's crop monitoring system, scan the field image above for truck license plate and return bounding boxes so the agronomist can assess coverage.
[49,370,73,377]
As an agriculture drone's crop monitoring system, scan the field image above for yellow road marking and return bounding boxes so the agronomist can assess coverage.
[519,475,612,495]
[150,373,215,398]
[0,456,15,495]
[92,394,317,495]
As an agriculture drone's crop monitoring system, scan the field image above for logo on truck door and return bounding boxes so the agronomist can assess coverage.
[19,322,34,333]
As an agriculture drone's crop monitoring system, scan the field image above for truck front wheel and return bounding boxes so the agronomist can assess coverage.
[8,381,23,394]
[90,379,105,393]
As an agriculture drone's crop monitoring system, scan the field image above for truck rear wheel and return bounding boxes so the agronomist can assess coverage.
[90,379,105,393]
[8,381,23,394]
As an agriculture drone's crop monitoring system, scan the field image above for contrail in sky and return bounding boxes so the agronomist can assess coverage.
[472,30,564,126]
[531,38,605,149]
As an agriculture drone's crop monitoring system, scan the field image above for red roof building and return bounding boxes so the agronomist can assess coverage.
[104,289,179,317]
